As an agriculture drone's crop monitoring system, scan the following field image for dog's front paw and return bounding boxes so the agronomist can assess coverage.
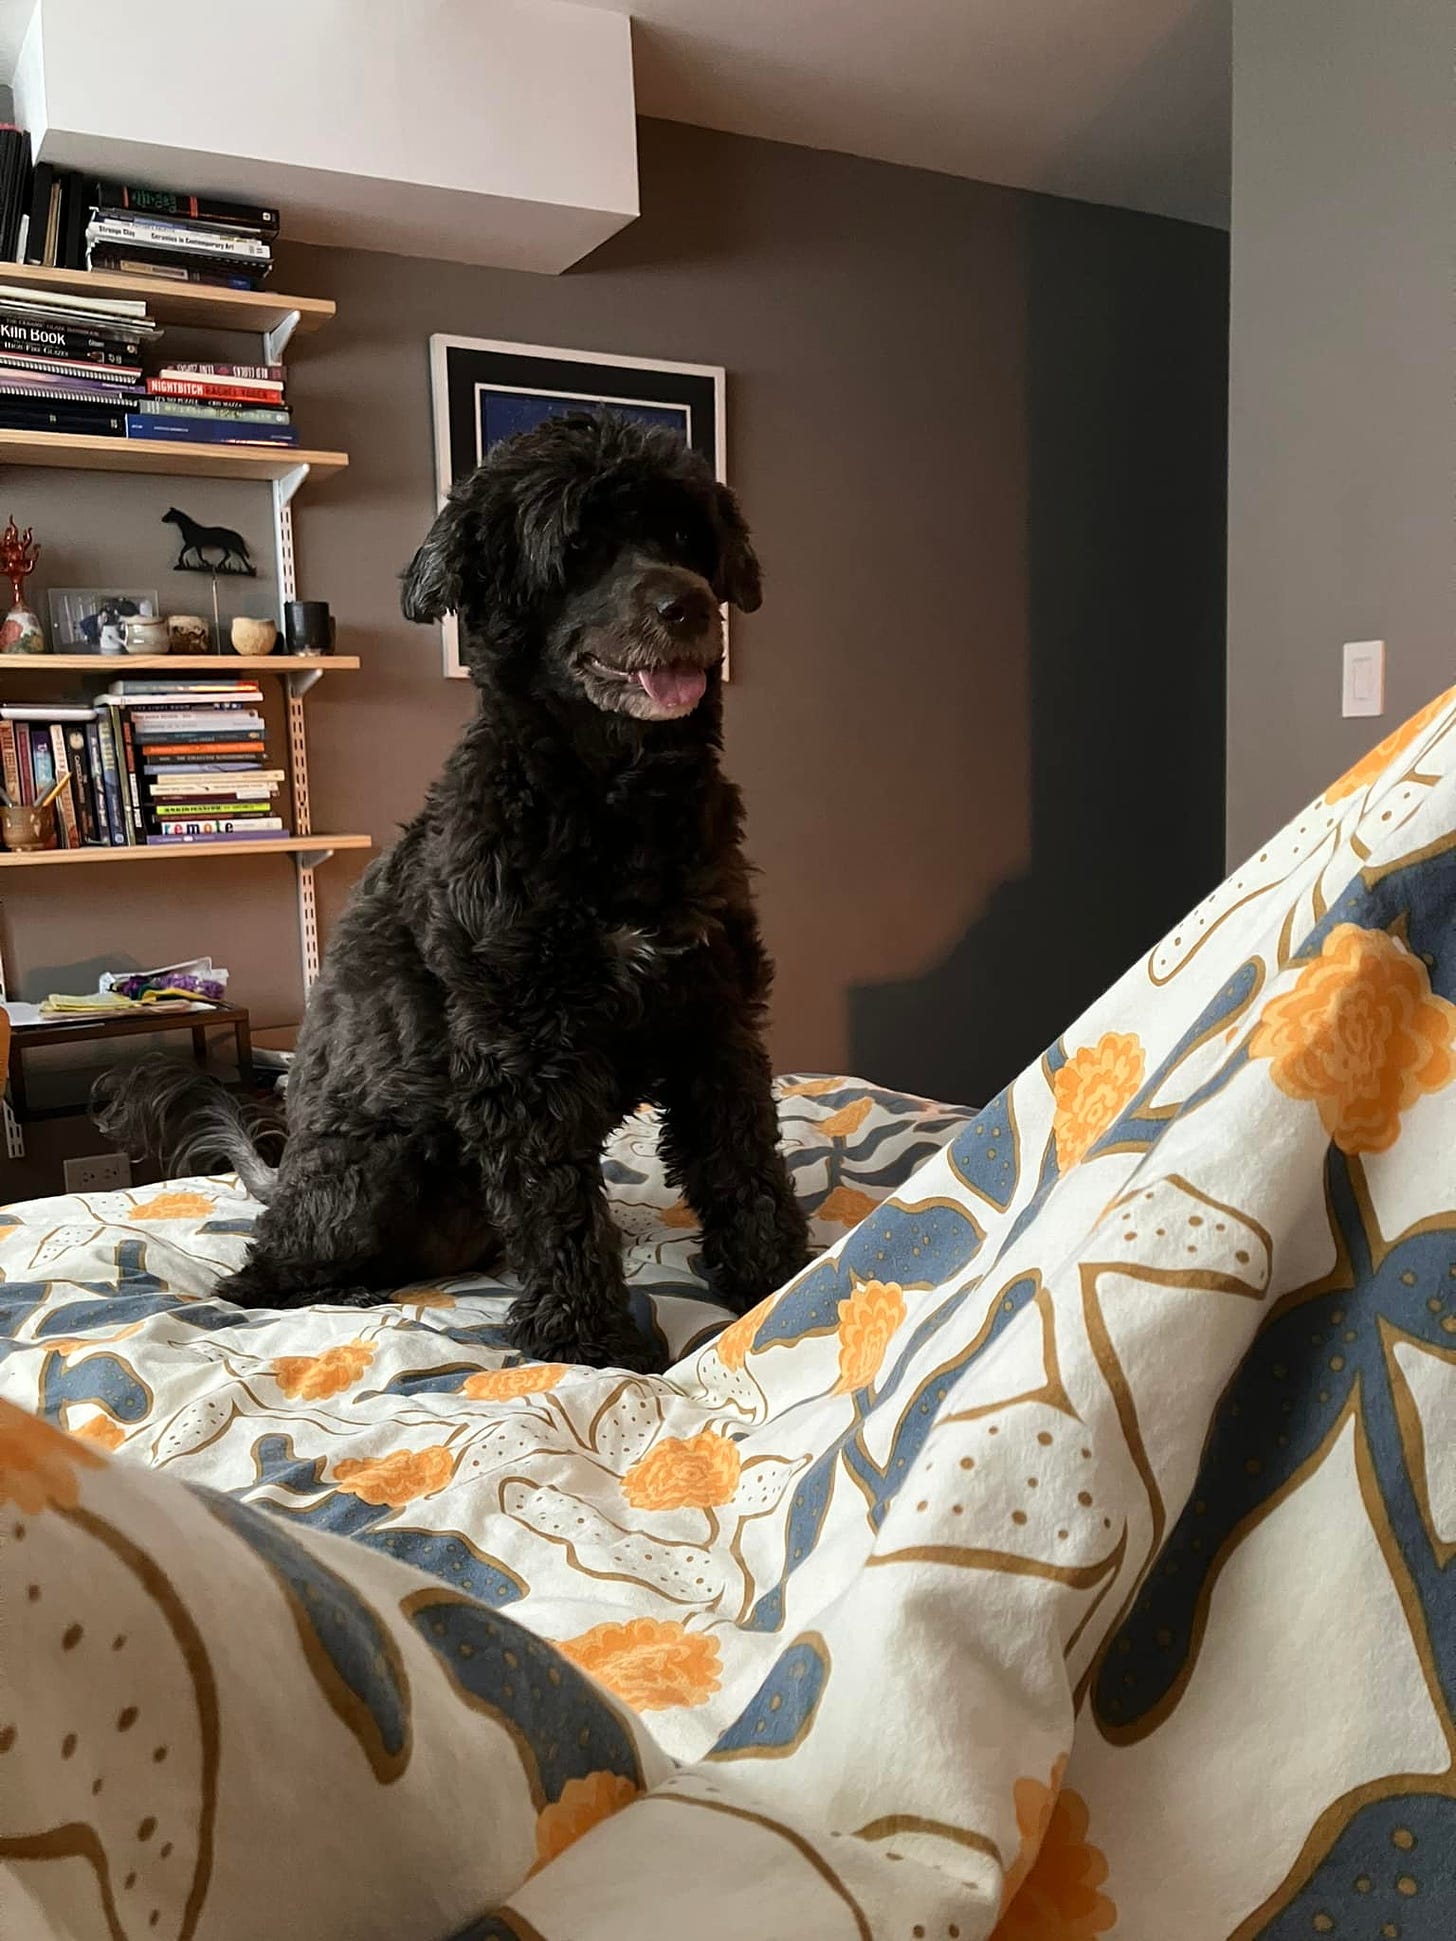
[506,1301,668,1376]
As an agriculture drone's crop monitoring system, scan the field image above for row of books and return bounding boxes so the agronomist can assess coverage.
[0,680,288,847]
[0,281,299,445]
[0,129,280,290]
[0,279,154,433]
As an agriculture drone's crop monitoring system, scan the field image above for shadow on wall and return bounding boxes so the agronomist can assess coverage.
[848,194,1229,1109]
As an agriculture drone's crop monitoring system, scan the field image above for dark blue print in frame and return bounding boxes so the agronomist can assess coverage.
[428,334,726,680]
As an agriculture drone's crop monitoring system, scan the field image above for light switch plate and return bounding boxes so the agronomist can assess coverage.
[1342,640,1385,718]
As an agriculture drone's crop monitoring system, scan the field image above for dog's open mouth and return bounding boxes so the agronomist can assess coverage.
[589,658,709,718]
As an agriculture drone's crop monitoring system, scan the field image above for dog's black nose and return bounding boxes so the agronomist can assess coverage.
[655,587,712,637]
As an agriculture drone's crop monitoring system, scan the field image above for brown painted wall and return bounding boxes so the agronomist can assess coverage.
[2,121,1227,1195]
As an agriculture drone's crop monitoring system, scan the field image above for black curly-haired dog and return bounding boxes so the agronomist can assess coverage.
[96,411,809,1371]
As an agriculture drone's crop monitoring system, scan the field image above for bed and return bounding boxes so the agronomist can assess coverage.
[4,688,1455,1940]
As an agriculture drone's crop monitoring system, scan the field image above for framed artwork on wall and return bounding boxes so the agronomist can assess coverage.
[426,335,728,680]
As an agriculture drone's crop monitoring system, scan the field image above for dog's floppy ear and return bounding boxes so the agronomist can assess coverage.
[712,482,763,613]
[400,493,471,622]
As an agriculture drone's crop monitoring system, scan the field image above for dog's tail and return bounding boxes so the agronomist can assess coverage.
[91,1053,283,1199]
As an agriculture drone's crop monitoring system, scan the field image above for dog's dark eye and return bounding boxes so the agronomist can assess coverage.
[672,527,694,557]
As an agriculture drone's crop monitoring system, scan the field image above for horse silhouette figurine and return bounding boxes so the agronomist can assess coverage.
[163,506,256,577]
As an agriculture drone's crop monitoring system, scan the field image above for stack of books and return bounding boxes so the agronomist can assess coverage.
[99,679,288,845]
[0,280,156,437]
[0,702,110,848]
[86,182,278,291]
[127,361,297,449]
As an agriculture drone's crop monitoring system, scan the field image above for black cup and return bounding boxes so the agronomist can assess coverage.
[284,600,336,655]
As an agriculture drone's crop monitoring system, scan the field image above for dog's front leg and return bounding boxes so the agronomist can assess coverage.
[658,1026,810,1314]
[476,1133,666,1374]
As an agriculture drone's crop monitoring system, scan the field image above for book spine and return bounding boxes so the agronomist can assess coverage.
[15,719,33,803]
[29,725,53,791]
[148,822,287,843]
[87,214,271,259]
[49,722,80,847]
[93,708,128,843]
[118,711,144,839]
[144,377,285,402]
[162,364,284,382]
[137,741,265,758]
[95,183,280,237]
[83,718,112,844]
[126,416,298,447]
[86,246,266,290]
[0,405,128,436]
[151,800,275,819]
[136,399,291,425]
[0,717,18,802]
[64,724,100,843]
[0,320,137,360]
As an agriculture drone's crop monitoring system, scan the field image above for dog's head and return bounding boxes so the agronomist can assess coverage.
[400,411,760,722]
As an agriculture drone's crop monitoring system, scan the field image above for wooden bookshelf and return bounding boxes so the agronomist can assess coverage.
[0,835,372,869]
[0,428,348,484]
[0,654,360,674]
[0,262,334,336]
[0,265,356,1160]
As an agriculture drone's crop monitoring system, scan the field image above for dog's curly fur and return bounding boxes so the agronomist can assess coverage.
[95,412,809,1371]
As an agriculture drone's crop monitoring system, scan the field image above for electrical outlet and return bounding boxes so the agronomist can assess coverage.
[64,1153,132,1193]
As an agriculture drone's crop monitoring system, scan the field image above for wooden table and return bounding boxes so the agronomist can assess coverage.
[5,1003,254,1123]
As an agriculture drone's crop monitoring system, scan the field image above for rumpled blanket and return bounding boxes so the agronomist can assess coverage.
[3,687,1455,1939]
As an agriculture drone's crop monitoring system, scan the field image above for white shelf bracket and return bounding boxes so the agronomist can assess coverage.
[263,308,303,366]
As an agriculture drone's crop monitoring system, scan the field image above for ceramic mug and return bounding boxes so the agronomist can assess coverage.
[1,802,58,850]
[283,600,336,655]
[124,614,171,655]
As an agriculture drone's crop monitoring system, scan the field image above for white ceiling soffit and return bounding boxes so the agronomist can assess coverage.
[576,0,1231,229]
[0,1,1229,239]
[6,0,639,272]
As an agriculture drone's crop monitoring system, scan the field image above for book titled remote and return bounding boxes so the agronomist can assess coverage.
[146,827,291,846]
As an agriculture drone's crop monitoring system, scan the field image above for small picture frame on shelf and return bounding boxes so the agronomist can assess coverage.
[47,586,160,655]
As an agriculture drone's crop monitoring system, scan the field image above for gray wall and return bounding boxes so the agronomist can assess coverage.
[3,120,1228,1193]
[1226,0,1453,862]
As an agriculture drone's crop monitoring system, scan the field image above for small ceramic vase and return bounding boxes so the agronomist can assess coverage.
[123,614,171,655]
[0,603,45,654]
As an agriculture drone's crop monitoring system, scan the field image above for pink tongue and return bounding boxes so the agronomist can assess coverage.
[637,664,707,711]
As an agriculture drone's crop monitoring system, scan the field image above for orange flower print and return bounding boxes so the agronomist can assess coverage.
[0,1400,105,1513]
[817,1096,874,1140]
[1325,687,1454,801]
[993,1757,1115,1941]
[273,1340,375,1401]
[533,1771,640,1873]
[462,1363,568,1401]
[129,1188,216,1221]
[401,1288,456,1310]
[834,1277,906,1393]
[814,1183,879,1227]
[1052,1032,1145,1168]
[1251,923,1456,1153]
[714,1299,772,1372]
[72,1415,125,1452]
[333,1444,454,1507]
[659,1199,701,1230]
[780,1077,840,1098]
[560,1617,722,1711]
[622,1430,741,1510]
